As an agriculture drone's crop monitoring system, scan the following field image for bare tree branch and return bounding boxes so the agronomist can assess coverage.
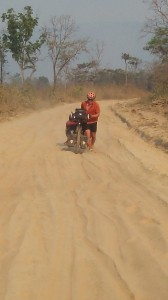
[42,15,88,90]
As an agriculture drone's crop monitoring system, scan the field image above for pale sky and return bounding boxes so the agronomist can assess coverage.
[1,0,150,25]
[0,0,152,79]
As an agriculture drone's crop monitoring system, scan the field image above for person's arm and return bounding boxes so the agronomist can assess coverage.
[89,103,100,118]
[89,112,100,118]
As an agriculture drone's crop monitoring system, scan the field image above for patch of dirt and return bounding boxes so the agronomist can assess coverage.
[0,100,168,300]
[111,98,168,153]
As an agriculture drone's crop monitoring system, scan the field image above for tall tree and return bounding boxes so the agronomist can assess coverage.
[143,0,168,97]
[42,15,88,91]
[89,40,104,70]
[0,33,7,84]
[121,53,130,85]
[143,0,168,62]
[2,6,45,82]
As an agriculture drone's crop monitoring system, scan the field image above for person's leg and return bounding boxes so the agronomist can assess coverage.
[84,129,92,149]
[90,123,97,149]
[90,132,96,148]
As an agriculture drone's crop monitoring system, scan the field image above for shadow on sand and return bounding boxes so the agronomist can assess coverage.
[56,142,85,154]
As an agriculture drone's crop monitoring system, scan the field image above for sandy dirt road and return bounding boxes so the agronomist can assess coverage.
[0,100,168,300]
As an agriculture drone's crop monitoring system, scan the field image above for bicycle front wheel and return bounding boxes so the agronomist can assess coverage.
[75,125,82,153]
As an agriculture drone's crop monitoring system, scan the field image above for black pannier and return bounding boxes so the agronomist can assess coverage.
[69,108,88,123]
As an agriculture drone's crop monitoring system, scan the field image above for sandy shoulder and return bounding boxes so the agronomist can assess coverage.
[111,98,168,153]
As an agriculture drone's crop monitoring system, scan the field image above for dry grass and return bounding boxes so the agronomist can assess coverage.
[94,84,148,100]
[56,84,148,103]
[0,83,148,121]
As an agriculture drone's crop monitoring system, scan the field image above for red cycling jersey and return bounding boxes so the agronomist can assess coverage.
[81,100,100,124]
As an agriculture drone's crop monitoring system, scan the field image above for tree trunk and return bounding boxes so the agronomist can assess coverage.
[20,66,25,83]
[125,61,128,86]
[0,57,3,84]
[53,64,57,91]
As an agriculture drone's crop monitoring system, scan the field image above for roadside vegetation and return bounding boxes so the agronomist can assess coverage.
[0,0,167,121]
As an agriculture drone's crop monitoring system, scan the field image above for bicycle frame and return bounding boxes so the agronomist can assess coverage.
[66,120,88,153]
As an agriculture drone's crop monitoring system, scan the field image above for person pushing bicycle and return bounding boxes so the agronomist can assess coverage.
[81,91,100,151]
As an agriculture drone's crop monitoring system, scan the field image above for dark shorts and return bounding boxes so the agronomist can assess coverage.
[82,122,97,133]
